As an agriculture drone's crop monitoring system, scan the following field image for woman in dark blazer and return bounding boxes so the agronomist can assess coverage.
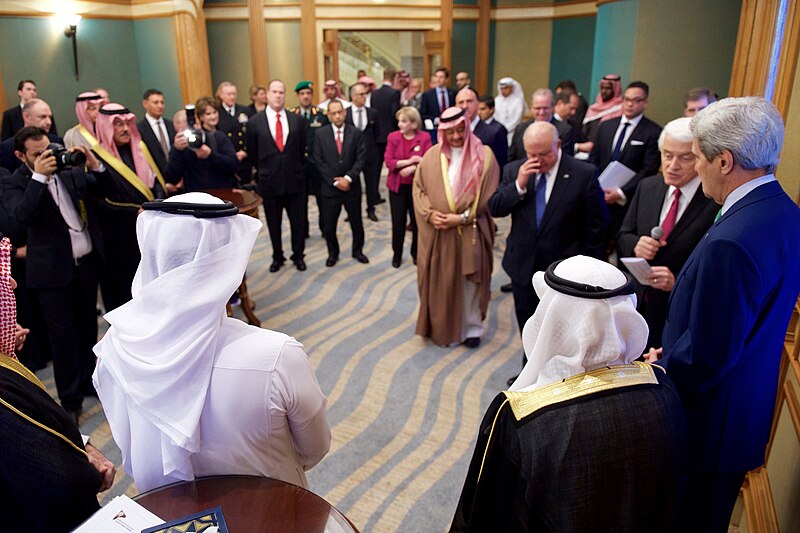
[384,106,432,267]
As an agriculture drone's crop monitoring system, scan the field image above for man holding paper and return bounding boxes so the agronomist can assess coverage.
[589,81,661,241]
[616,117,718,348]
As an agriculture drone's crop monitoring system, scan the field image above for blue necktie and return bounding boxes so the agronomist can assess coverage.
[535,174,546,227]
[611,121,630,161]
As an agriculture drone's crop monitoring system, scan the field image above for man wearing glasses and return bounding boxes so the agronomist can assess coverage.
[589,81,662,242]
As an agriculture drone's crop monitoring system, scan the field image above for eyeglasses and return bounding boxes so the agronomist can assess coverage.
[623,97,647,104]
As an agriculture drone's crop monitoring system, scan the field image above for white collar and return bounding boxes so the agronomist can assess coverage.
[145,113,163,126]
[266,106,284,119]
[470,115,480,130]
[720,173,776,216]
[668,175,702,200]
[620,113,643,128]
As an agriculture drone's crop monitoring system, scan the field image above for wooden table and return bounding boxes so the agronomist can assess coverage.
[203,188,263,327]
[135,475,359,532]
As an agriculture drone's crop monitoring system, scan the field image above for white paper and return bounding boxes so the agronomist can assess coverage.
[423,118,435,130]
[620,257,654,286]
[598,161,636,190]
[72,495,163,532]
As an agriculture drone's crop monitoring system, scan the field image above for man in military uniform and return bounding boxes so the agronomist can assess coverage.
[216,81,254,184]
[290,81,329,237]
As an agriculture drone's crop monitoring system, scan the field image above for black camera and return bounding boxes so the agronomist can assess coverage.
[48,143,86,171]
[183,105,206,149]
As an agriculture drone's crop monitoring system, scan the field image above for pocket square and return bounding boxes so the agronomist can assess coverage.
[630,140,644,146]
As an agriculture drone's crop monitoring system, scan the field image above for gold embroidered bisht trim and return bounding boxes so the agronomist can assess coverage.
[0,355,88,458]
[476,361,661,483]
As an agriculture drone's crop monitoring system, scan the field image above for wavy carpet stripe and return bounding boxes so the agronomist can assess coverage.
[356,312,515,527]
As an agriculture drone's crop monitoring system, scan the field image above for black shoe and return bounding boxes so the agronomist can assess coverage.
[392,258,401,268]
[367,211,378,222]
[353,253,370,264]
[269,260,282,273]
[506,374,519,387]
[376,197,387,205]
[463,337,481,349]
[294,259,306,271]
[326,256,338,267]
[500,282,513,293]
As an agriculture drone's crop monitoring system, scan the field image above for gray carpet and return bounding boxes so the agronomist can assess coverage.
[37,193,522,532]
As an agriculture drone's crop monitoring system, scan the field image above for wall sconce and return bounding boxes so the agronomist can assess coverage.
[63,14,82,80]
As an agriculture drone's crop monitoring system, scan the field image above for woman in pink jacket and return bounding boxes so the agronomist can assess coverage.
[384,106,432,267]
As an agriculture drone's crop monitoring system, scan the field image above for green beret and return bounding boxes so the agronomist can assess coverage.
[294,81,313,92]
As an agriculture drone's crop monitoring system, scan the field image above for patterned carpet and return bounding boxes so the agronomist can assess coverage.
[37,191,522,532]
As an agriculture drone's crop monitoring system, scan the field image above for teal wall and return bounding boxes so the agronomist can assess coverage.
[0,16,144,132]
[133,18,182,117]
[631,0,741,124]
[590,0,639,101]
[549,16,595,94]
[452,21,477,90]
[207,20,253,101]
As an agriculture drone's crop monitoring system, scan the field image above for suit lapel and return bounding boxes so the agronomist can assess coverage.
[620,119,644,157]
[537,159,570,233]
[667,186,706,242]
[646,179,669,232]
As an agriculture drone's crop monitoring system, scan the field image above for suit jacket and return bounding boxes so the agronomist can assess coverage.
[313,124,366,198]
[245,109,306,197]
[217,104,254,136]
[370,84,401,143]
[616,175,718,347]
[473,120,508,169]
[346,106,379,164]
[165,129,238,192]
[1,106,58,141]
[489,154,608,284]
[662,180,800,473]
[0,165,103,289]
[0,133,65,173]
[419,87,456,124]
[508,118,574,164]
[588,115,662,199]
[136,117,176,176]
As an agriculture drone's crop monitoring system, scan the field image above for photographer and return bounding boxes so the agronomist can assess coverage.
[0,126,105,425]
[166,97,238,193]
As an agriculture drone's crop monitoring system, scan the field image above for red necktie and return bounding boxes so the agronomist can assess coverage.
[440,90,446,112]
[336,129,342,156]
[661,189,681,240]
[275,112,284,152]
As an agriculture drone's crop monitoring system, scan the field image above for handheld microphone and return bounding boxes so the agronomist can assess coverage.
[650,226,664,240]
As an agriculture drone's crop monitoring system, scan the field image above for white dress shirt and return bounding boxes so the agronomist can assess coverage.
[145,113,171,151]
[720,174,776,217]
[658,175,702,226]
[331,124,354,182]
[266,106,289,146]
[32,171,92,258]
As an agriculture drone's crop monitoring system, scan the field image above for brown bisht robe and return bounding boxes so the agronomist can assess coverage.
[413,144,499,346]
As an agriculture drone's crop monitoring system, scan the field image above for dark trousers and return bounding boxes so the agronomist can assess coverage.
[677,471,746,532]
[389,184,417,262]
[511,279,540,366]
[264,192,306,261]
[321,193,364,258]
[33,254,99,412]
[363,162,380,213]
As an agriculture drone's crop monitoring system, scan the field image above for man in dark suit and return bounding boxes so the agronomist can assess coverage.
[508,88,574,163]
[370,66,401,199]
[216,81,254,183]
[1,126,104,423]
[1,80,58,141]
[346,83,381,221]
[652,97,800,532]
[290,80,329,237]
[616,117,718,349]
[489,121,608,381]
[0,99,62,172]
[246,79,307,272]
[589,81,662,240]
[456,87,508,169]
[313,100,369,266]
[419,67,456,142]
[137,89,175,178]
